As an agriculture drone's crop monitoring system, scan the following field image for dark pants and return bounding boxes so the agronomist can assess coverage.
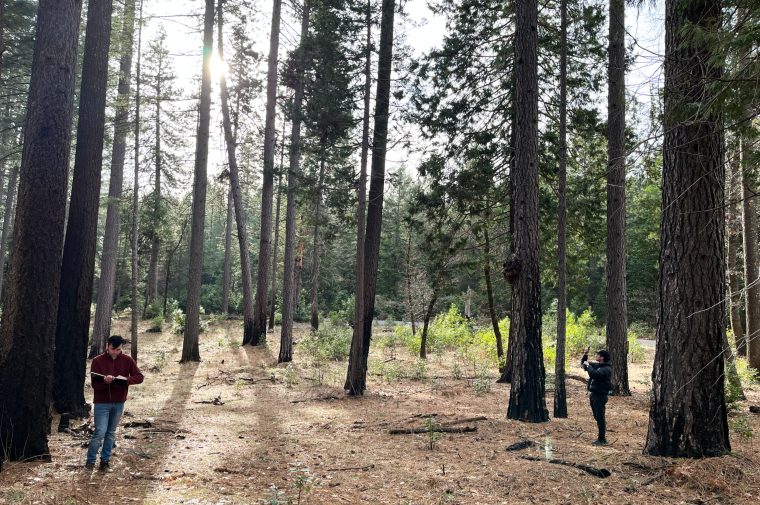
[589,393,608,441]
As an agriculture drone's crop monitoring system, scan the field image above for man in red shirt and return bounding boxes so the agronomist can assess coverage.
[85,335,143,470]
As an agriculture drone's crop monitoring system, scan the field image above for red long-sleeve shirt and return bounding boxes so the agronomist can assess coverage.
[90,352,144,403]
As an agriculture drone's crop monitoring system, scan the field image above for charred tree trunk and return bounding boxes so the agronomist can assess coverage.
[484,229,505,379]
[181,0,215,362]
[644,0,729,457]
[505,0,548,423]
[90,0,136,357]
[279,2,310,363]
[221,189,232,314]
[218,0,254,337]
[420,276,443,360]
[54,0,114,418]
[606,0,630,396]
[310,150,325,332]
[0,163,18,304]
[0,0,83,464]
[131,1,144,361]
[554,0,568,418]
[269,170,283,330]
[346,0,396,394]
[250,0,283,344]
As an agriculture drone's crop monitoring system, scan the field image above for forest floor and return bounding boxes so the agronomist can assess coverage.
[2,316,760,505]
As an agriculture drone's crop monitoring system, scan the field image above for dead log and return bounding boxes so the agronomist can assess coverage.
[389,426,477,435]
[566,374,588,385]
[327,464,375,471]
[520,456,610,478]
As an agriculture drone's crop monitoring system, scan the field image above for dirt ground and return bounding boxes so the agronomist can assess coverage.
[1,316,759,505]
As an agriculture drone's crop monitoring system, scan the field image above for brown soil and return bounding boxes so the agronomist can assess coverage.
[1,317,759,504]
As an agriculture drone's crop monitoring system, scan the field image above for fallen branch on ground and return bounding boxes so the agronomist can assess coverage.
[566,374,588,385]
[520,456,610,478]
[327,464,375,471]
[506,441,537,451]
[291,395,340,404]
[389,426,477,435]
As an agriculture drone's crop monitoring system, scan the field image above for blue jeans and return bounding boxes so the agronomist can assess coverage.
[86,402,125,463]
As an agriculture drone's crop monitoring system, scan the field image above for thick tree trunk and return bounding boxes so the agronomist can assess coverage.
[741,141,760,370]
[727,153,745,353]
[53,0,114,418]
[181,0,215,362]
[505,0,548,423]
[0,163,18,304]
[347,0,396,394]
[279,2,310,363]
[0,0,83,464]
[90,0,136,358]
[131,2,144,361]
[250,0,283,344]
[554,0,568,418]
[218,0,254,337]
[605,0,629,396]
[345,2,372,394]
[269,171,283,330]
[221,190,232,314]
[310,152,325,331]
[644,0,729,458]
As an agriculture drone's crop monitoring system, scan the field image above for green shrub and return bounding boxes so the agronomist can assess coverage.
[144,300,163,320]
[627,331,645,363]
[299,322,351,363]
[150,315,163,332]
[394,305,474,356]
[172,308,185,334]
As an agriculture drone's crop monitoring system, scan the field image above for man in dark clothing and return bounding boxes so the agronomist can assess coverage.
[85,335,143,470]
[581,346,612,446]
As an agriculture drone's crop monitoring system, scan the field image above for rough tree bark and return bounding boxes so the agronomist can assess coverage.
[269,170,283,330]
[644,0,729,458]
[279,2,310,363]
[221,190,232,314]
[554,0,568,419]
[345,0,372,394]
[606,0,630,396]
[131,1,144,361]
[181,0,215,362]
[310,150,325,331]
[0,0,83,464]
[0,163,18,304]
[54,0,115,418]
[90,0,136,358]
[250,0,283,345]
[218,0,254,338]
[505,0,548,423]
[345,0,396,394]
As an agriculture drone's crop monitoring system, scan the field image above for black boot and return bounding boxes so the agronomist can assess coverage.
[592,420,607,446]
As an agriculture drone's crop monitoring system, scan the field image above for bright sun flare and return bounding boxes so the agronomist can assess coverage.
[210,53,227,82]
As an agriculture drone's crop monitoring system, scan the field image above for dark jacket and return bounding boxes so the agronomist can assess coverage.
[91,352,143,403]
[581,354,612,395]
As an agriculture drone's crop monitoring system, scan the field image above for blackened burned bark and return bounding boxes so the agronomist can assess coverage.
[347,0,396,394]
[182,0,215,362]
[0,0,83,463]
[218,0,254,339]
[54,0,114,418]
[90,0,136,358]
[250,0,283,345]
[644,0,729,458]
[221,190,232,314]
[345,0,372,394]
[279,2,310,363]
[554,0,568,419]
[419,277,442,360]
[310,153,325,331]
[606,0,630,396]
[506,0,548,423]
